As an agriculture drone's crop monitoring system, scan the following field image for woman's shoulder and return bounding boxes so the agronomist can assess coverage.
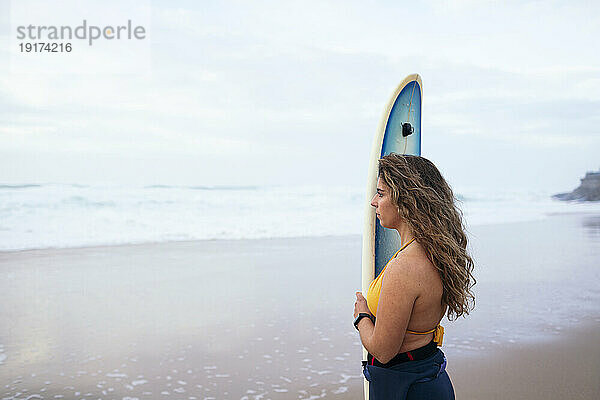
[386,247,437,280]
[385,252,443,303]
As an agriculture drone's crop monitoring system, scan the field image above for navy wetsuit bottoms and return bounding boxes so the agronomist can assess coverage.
[363,349,455,400]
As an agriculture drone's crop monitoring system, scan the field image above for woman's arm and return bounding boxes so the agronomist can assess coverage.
[355,258,421,363]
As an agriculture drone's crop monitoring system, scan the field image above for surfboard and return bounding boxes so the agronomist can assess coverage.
[361,74,422,399]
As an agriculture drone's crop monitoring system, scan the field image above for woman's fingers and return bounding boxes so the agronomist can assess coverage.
[356,292,367,304]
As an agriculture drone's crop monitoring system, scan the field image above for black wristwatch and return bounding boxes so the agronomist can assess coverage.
[353,313,374,330]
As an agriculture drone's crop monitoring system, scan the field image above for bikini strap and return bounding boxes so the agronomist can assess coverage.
[397,238,416,255]
[378,238,417,277]
[406,325,445,346]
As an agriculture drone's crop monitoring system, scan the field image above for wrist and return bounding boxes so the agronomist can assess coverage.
[357,315,373,330]
[353,312,374,331]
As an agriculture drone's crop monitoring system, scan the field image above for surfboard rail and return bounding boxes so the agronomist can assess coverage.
[360,74,423,400]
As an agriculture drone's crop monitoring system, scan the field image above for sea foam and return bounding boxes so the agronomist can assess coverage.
[1,183,599,251]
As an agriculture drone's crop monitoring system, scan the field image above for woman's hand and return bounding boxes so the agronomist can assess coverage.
[354,291,372,318]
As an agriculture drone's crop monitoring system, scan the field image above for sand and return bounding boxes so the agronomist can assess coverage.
[1,212,599,399]
[449,323,600,400]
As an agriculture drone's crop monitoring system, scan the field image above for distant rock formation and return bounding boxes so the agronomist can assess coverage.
[553,170,600,201]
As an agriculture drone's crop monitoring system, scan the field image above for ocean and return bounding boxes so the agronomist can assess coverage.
[1,183,599,252]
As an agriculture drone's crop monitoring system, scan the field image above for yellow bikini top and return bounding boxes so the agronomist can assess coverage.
[366,238,444,346]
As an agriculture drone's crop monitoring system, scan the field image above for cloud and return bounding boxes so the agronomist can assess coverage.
[1,0,598,188]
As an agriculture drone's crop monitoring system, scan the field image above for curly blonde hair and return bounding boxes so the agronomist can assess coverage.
[378,153,475,320]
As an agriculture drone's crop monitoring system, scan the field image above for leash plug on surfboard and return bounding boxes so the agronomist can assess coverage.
[402,122,414,137]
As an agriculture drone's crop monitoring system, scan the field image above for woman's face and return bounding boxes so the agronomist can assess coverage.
[371,177,402,229]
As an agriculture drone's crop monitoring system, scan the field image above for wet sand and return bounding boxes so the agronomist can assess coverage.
[449,323,600,400]
[1,212,599,399]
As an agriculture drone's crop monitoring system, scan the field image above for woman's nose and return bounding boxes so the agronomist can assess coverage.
[370,194,377,207]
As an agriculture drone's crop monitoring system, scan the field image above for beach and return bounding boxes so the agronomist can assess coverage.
[1,212,599,399]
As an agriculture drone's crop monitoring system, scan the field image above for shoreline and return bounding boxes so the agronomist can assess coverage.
[0,233,363,255]
[2,208,600,255]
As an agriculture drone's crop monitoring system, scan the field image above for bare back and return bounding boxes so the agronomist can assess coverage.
[388,242,446,352]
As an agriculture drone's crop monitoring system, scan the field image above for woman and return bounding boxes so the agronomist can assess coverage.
[353,153,475,399]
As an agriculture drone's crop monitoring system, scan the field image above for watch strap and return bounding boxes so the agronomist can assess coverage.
[354,312,374,330]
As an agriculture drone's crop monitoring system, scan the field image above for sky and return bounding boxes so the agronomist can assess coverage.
[0,0,598,193]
